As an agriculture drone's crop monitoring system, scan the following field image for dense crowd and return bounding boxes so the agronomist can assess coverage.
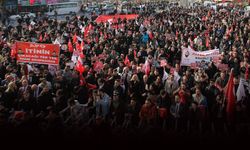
[0,2,249,137]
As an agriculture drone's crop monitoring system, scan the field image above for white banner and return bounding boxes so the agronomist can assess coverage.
[180,47,220,68]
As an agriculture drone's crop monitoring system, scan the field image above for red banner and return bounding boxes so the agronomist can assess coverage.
[16,42,60,65]
[95,14,139,24]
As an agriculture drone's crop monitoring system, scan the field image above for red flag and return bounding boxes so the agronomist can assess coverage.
[10,43,17,59]
[39,34,43,42]
[207,10,211,18]
[30,0,35,5]
[73,33,77,44]
[79,53,85,59]
[76,42,81,51]
[93,61,104,72]
[124,55,131,66]
[84,25,90,38]
[44,32,48,40]
[87,83,97,89]
[104,32,108,39]
[89,24,94,30]
[134,50,137,58]
[79,74,86,86]
[81,40,85,51]
[68,40,73,53]
[175,31,179,40]
[95,36,99,43]
[246,64,249,80]
[206,36,210,48]
[75,57,85,73]
[144,60,151,75]
[224,70,235,120]
[148,31,154,40]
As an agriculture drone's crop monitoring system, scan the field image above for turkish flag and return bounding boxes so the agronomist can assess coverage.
[39,34,43,42]
[206,36,210,48]
[67,40,73,53]
[93,61,104,72]
[30,0,35,6]
[76,42,81,51]
[175,31,179,40]
[144,60,151,75]
[224,70,235,121]
[43,32,48,41]
[73,33,77,44]
[134,50,137,58]
[124,55,131,67]
[75,57,85,74]
[84,25,90,38]
[10,43,17,59]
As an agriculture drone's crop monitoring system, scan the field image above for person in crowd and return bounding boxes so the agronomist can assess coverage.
[0,1,248,137]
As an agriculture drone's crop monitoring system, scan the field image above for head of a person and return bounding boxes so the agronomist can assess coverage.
[108,68,113,75]
[114,79,120,88]
[180,83,186,90]
[154,69,159,76]
[233,76,239,85]
[31,84,38,91]
[130,99,136,106]
[113,90,119,101]
[191,101,198,110]
[97,78,105,86]
[6,75,13,82]
[131,74,139,82]
[65,65,70,71]
[175,95,180,103]
[220,71,225,79]
[98,89,104,97]
[185,70,191,76]
[7,82,16,91]
[144,99,151,107]
[182,75,188,83]
[56,89,63,97]
[195,88,201,96]
[143,74,148,83]
[123,66,129,73]
[160,90,166,98]
[43,85,49,93]
[113,68,118,76]
[22,79,28,87]
[137,66,142,73]
[68,99,76,107]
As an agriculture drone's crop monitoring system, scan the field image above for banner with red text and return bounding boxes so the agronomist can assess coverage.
[16,42,60,65]
[180,47,220,69]
[95,14,139,24]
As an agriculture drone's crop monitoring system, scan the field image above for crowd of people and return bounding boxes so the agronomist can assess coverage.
[0,2,249,138]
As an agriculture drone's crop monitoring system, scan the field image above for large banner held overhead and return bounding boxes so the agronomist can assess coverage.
[16,42,60,65]
[180,47,220,69]
[95,14,139,24]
